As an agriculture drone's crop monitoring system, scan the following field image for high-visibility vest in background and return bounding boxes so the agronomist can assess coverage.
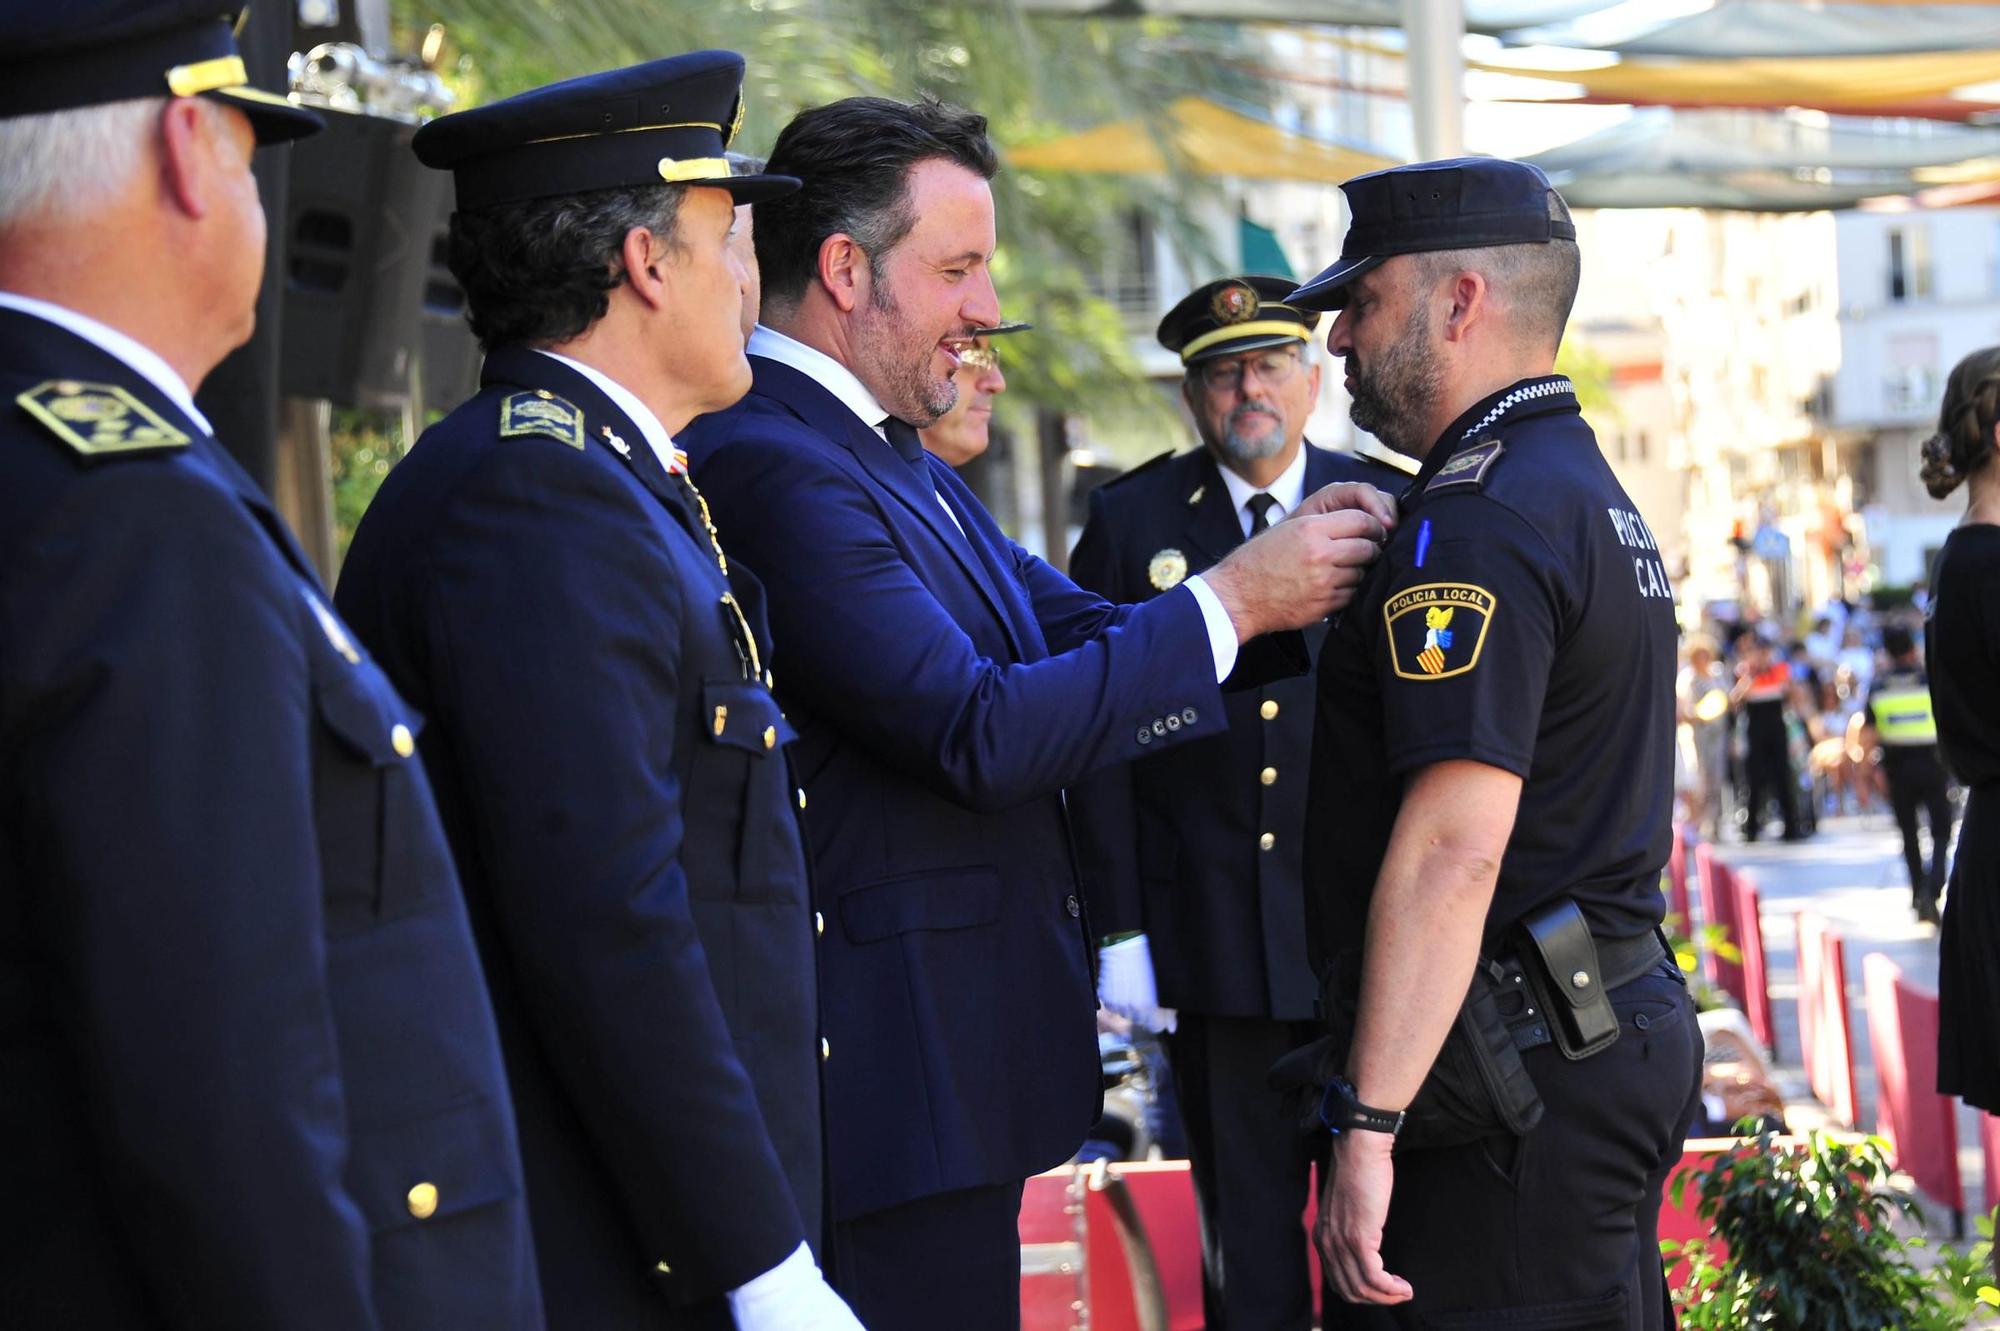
[1873,669,1938,747]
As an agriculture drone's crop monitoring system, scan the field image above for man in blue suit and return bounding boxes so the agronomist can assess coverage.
[336,53,860,1330]
[0,5,538,1326]
[679,96,1393,1329]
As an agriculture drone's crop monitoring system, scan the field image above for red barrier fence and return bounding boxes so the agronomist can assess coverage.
[1796,910,1859,1127]
[1665,827,1692,933]
[1860,953,1964,1220]
[1694,843,1746,1006]
[1729,869,1776,1058]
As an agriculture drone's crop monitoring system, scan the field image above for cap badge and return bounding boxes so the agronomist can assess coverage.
[1210,283,1259,326]
[1148,548,1189,591]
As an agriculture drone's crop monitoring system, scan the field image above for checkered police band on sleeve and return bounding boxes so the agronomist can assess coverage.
[411,50,800,212]
[1156,275,1322,366]
[1287,157,1576,312]
[0,1,322,143]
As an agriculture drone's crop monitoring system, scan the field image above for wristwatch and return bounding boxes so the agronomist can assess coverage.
[1318,1074,1405,1138]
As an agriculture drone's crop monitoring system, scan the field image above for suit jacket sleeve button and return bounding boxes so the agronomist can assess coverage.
[1151,719,1167,736]
[1136,727,1152,745]
[1164,714,1181,731]
[1065,894,1081,917]
[1181,707,1197,724]
[406,1182,438,1220]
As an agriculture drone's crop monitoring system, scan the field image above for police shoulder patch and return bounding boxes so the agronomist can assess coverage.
[1426,438,1504,494]
[17,380,190,456]
[500,390,586,449]
[1383,582,1496,681]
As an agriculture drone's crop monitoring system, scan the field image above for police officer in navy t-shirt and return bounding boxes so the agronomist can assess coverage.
[1287,158,1703,1328]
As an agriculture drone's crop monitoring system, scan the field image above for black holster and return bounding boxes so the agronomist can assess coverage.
[1513,897,1621,1060]
[1269,947,1544,1152]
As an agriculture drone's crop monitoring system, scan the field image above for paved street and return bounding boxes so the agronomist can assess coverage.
[1706,809,1993,1229]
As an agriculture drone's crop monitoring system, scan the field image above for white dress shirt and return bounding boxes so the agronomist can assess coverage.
[533,349,682,478]
[0,291,213,434]
[1217,443,1309,537]
[746,323,1238,680]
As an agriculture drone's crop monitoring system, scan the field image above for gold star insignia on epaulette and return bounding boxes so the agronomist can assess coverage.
[16,380,190,456]
[500,389,585,449]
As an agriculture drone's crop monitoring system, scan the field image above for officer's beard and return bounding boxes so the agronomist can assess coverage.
[1347,303,1445,458]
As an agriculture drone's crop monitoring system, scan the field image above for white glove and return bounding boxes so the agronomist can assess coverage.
[727,1242,866,1331]
[1097,934,1177,1033]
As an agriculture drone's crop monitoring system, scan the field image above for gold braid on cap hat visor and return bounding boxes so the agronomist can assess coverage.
[165,56,301,111]
[1180,319,1312,363]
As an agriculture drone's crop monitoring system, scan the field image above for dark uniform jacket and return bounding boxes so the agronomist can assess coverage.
[680,356,1241,1222]
[0,306,540,1328]
[1307,378,1678,961]
[335,347,819,1326]
[1069,443,1405,1018]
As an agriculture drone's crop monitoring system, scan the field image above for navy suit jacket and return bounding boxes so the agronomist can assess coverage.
[681,354,1238,1220]
[0,309,538,1328]
[1068,444,1407,1019]
[336,347,821,1325]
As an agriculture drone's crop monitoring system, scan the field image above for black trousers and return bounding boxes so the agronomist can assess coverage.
[1164,1013,1330,1331]
[1882,748,1953,906]
[830,1180,1025,1331]
[1743,713,1800,840]
[1337,963,1704,1330]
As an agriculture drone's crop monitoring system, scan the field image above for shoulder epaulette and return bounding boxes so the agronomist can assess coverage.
[1097,449,1178,492]
[499,389,586,450]
[1426,437,1505,494]
[16,380,190,457]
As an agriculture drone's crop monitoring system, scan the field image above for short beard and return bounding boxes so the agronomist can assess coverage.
[858,267,959,426]
[1347,301,1445,457]
[1216,401,1287,466]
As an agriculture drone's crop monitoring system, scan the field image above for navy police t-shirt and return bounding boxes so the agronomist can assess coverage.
[1304,378,1678,964]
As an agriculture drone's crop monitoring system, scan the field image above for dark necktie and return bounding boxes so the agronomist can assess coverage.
[882,416,930,486]
[1246,492,1279,535]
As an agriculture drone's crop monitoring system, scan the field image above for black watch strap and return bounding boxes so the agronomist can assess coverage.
[1318,1075,1405,1137]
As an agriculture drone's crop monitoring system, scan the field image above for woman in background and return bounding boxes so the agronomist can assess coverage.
[1919,344,2000,1115]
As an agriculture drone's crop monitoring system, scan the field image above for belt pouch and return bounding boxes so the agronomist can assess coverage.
[1516,898,1620,1060]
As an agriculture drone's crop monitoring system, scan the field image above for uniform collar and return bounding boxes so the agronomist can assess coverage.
[1409,374,1577,495]
[1214,442,1309,532]
[0,290,211,434]
[531,348,679,476]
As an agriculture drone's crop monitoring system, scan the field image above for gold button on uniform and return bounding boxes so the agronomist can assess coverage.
[391,723,415,759]
[763,725,777,750]
[406,1181,438,1220]
[797,788,808,810]
[1260,700,1279,720]
[820,1037,831,1062]
[815,911,825,937]
[1259,832,1276,851]
[1260,767,1277,786]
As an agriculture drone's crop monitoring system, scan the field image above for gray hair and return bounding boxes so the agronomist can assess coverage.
[0,97,170,229]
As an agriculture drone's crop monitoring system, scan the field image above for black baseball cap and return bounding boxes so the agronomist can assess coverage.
[413,51,799,212]
[0,2,322,144]
[1288,157,1575,311]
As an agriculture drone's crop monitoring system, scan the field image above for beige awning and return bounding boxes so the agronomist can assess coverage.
[1006,96,1397,182]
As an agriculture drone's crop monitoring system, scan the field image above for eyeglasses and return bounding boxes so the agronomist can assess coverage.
[959,344,1001,372]
[1197,347,1302,392]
